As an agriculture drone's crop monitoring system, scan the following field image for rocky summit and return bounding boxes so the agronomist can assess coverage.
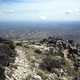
[0,37,80,80]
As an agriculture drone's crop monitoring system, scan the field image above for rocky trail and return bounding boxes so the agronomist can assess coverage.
[5,46,31,80]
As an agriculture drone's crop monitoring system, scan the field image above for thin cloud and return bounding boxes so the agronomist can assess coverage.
[75,8,80,13]
[0,0,20,3]
[0,0,54,3]
[75,8,80,15]
[65,8,80,16]
[65,10,73,15]
[0,9,15,15]
[0,0,80,21]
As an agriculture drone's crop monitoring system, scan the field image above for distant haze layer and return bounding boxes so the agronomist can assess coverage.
[0,21,80,42]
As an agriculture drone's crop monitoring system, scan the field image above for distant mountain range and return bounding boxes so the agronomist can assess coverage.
[0,21,80,42]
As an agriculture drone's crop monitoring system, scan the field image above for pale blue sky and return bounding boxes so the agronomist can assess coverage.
[0,0,80,21]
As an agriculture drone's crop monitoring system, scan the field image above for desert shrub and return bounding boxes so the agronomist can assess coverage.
[0,37,15,49]
[68,40,74,45]
[16,42,22,46]
[24,45,29,48]
[37,69,48,80]
[40,54,65,72]
[39,47,65,72]
[8,41,15,49]
[26,74,31,80]
[63,59,78,77]
[48,47,53,55]
[0,38,16,80]
[52,51,64,57]
[0,67,5,80]
[34,49,42,54]
[40,38,47,44]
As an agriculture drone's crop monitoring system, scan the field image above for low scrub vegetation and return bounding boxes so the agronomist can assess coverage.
[34,49,42,54]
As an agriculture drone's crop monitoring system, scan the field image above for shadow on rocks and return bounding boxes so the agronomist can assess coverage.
[0,37,16,80]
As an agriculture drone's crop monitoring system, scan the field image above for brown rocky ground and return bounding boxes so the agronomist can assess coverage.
[0,37,80,80]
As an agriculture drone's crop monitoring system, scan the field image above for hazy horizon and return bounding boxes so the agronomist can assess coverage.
[0,21,80,41]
